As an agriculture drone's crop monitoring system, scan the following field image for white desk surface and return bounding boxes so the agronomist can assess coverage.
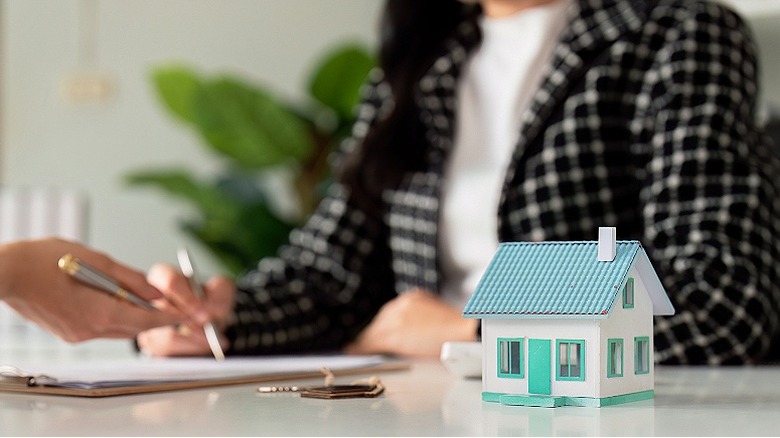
[0,338,779,436]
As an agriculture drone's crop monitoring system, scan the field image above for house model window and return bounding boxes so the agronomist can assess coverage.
[557,340,585,381]
[607,339,624,378]
[635,337,651,374]
[623,277,635,308]
[498,338,524,378]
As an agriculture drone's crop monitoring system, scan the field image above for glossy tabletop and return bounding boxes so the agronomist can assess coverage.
[0,337,778,436]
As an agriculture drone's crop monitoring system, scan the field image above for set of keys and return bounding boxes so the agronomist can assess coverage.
[257,368,385,399]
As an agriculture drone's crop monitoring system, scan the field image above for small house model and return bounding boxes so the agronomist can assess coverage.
[462,227,674,407]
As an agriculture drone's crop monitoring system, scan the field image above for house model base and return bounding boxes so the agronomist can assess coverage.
[483,389,654,408]
[463,228,675,408]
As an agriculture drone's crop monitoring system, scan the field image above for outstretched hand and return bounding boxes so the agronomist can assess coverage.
[343,288,478,358]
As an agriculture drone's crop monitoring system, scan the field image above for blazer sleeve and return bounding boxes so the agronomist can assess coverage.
[637,2,780,364]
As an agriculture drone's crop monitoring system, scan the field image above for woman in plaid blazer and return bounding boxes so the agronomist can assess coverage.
[139,0,780,365]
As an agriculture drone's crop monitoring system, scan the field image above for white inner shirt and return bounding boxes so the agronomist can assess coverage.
[438,0,571,309]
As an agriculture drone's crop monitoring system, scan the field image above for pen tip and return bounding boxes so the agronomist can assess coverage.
[58,254,79,274]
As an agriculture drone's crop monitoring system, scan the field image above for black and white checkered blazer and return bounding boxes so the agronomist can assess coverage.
[227,0,780,364]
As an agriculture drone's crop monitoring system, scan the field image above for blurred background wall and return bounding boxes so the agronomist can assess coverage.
[0,0,383,277]
[0,0,778,281]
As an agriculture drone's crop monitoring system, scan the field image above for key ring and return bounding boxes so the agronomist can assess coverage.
[257,367,385,399]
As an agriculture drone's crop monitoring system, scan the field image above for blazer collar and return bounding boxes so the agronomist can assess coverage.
[415,0,647,160]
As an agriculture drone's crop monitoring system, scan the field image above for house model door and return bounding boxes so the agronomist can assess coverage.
[528,339,551,395]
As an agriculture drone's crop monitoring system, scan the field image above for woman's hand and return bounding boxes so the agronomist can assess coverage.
[136,263,236,357]
[343,288,478,358]
[0,238,185,342]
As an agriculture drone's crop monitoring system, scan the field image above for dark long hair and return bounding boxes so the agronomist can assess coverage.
[338,0,481,218]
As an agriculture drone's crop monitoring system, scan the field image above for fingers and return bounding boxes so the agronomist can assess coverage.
[110,305,187,338]
[203,276,236,321]
[343,290,471,358]
[75,290,185,341]
[102,258,165,302]
[21,294,184,342]
[147,263,210,325]
[342,343,365,355]
[73,256,193,336]
[136,325,224,357]
[343,338,382,356]
[135,278,233,357]
[342,305,395,356]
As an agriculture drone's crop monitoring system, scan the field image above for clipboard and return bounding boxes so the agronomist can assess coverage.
[0,356,409,398]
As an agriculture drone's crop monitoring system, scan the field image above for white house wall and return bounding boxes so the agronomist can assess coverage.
[482,318,601,398]
[598,265,655,397]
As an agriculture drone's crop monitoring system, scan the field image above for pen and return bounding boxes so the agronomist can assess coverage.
[57,254,158,312]
[176,247,226,361]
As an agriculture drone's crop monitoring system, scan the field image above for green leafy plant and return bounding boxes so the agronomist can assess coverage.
[125,44,375,275]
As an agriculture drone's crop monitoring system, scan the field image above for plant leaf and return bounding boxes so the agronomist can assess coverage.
[124,169,238,220]
[137,42,372,274]
[194,77,313,168]
[125,169,295,275]
[308,44,375,122]
[183,202,294,276]
[151,66,202,124]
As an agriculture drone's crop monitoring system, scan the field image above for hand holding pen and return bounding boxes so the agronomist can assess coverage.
[59,248,227,360]
[0,238,181,342]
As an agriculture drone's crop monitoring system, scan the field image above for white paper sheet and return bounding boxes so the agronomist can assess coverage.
[2,355,387,389]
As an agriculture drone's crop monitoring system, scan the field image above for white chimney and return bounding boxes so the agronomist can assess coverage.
[597,227,616,262]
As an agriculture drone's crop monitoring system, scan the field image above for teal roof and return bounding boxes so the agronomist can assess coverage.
[462,240,672,319]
